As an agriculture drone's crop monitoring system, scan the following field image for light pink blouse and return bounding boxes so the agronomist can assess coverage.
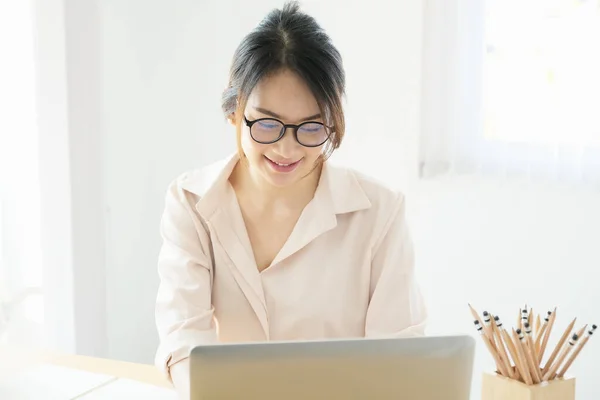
[154,154,428,377]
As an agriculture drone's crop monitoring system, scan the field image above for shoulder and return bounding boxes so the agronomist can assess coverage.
[354,168,405,208]
[162,154,239,220]
[166,154,237,199]
[174,156,234,195]
[325,163,411,251]
[326,162,407,217]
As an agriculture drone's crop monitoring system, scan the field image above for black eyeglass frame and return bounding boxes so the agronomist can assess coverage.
[243,116,333,148]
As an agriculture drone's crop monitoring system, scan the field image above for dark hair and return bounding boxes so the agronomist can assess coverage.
[222,1,346,157]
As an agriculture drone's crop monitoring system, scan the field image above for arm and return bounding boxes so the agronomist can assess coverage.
[169,359,191,400]
[365,193,428,338]
[154,178,217,396]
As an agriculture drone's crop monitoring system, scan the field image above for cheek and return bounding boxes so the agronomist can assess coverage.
[303,146,324,163]
[240,130,266,160]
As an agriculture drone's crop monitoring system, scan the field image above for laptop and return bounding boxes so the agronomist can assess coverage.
[189,335,476,400]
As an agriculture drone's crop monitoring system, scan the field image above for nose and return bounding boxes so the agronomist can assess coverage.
[272,126,300,156]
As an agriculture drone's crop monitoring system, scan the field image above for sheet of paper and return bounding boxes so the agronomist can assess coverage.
[0,363,116,400]
[77,378,178,400]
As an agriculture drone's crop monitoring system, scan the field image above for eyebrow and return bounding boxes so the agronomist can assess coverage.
[253,107,321,122]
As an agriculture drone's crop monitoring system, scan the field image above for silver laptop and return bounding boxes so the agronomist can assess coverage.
[189,335,475,400]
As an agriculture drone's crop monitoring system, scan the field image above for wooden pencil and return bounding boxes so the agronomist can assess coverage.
[528,307,534,326]
[539,307,558,363]
[521,307,529,332]
[575,324,588,343]
[475,320,508,377]
[469,304,496,345]
[468,303,482,323]
[468,304,500,368]
[518,308,523,331]
[557,324,597,378]
[518,328,542,383]
[543,332,580,381]
[535,314,541,338]
[513,365,522,382]
[492,315,515,379]
[483,311,496,345]
[547,324,588,380]
[512,328,534,385]
[535,311,551,354]
[501,328,526,383]
[512,366,522,382]
[542,317,577,375]
[523,322,540,367]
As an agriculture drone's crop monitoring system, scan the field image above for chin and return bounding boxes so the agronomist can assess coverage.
[261,168,302,188]
[246,152,320,188]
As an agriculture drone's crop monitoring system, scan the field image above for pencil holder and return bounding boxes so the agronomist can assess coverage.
[481,372,575,400]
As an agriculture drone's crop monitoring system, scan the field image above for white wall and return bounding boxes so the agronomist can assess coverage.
[411,176,600,398]
[0,0,43,345]
[27,0,109,356]
[98,0,424,363]
[0,0,42,297]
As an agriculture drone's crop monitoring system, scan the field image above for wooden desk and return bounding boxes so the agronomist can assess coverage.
[0,345,172,389]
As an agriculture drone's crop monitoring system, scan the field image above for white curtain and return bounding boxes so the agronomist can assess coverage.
[420,0,600,186]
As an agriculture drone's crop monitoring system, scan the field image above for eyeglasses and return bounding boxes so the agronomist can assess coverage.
[243,116,332,147]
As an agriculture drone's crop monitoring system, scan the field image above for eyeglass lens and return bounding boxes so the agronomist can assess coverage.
[250,119,329,147]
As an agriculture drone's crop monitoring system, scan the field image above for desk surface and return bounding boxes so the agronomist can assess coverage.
[0,345,172,389]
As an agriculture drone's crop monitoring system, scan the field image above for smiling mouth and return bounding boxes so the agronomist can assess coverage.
[264,156,302,172]
[272,160,295,167]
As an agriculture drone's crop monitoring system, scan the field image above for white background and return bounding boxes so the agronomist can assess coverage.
[1,0,599,398]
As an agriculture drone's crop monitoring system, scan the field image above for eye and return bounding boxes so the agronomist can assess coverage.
[257,120,281,130]
[299,123,324,134]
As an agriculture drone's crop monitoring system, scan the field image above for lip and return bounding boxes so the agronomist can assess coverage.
[264,155,302,173]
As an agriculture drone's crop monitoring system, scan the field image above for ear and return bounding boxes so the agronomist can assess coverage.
[227,113,236,126]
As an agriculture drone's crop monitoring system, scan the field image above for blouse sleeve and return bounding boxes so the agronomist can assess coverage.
[154,178,217,378]
[364,193,428,338]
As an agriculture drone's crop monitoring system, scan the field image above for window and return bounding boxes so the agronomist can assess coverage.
[483,0,600,146]
[419,0,600,184]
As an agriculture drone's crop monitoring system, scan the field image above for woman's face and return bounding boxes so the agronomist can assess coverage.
[239,69,327,189]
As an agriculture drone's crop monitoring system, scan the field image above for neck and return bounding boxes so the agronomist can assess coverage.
[231,159,322,211]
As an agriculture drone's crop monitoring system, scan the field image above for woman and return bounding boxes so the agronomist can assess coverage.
[154,1,427,396]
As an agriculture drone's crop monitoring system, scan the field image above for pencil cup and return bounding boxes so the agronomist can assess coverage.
[481,372,575,400]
